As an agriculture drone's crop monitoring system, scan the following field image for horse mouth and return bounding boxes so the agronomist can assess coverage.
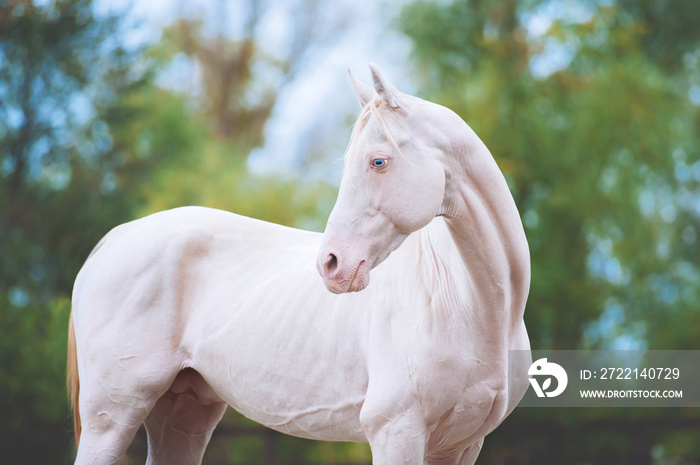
[347,260,369,292]
[325,259,370,294]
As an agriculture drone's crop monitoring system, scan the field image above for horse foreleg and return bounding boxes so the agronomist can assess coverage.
[360,398,427,465]
[456,439,484,465]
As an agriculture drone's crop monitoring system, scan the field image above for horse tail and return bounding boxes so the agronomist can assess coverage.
[67,310,81,446]
[67,226,124,448]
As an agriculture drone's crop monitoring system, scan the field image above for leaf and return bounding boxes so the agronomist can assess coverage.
[542,377,552,391]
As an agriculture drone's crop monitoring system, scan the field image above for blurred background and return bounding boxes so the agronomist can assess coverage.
[1,0,699,463]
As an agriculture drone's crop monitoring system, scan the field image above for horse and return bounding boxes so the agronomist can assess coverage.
[67,64,531,465]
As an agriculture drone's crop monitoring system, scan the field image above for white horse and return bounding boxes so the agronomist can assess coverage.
[68,65,531,465]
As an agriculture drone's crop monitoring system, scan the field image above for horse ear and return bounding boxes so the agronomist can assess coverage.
[369,63,403,109]
[348,68,373,108]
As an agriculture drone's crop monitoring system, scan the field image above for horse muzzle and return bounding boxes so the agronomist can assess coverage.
[316,250,371,294]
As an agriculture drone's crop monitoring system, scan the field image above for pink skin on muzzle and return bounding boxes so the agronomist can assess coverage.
[317,247,372,294]
[316,218,408,294]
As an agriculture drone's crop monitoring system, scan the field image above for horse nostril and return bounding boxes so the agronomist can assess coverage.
[324,253,338,276]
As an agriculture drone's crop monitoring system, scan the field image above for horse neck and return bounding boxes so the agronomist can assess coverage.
[420,127,530,349]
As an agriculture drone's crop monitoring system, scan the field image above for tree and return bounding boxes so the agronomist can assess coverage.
[400,0,700,351]
[0,1,347,462]
[134,0,348,227]
[157,0,348,145]
[0,1,158,462]
[399,0,700,463]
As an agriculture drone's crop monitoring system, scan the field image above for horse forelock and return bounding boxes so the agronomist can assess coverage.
[343,97,405,164]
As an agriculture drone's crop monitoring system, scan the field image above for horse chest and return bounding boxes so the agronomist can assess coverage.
[419,361,508,456]
[389,326,506,439]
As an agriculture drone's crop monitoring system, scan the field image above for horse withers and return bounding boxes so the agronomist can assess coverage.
[68,65,531,465]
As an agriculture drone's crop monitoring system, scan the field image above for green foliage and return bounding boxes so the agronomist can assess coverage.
[400,0,700,463]
[139,132,336,231]
[128,18,338,231]
[6,0,699,463]
[229,435,266,464]
[0,296,72,462]
[0,0,137,300]
[0,1,157,462]
[2,1,337,462]
[618,0,700,72]
[275,436,371,464]
[400,0,700,351]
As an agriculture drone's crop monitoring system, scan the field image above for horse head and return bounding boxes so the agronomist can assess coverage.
[316,65,449,294]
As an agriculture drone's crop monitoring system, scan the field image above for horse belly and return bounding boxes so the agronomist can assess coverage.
[187,254,370,442]
[222,375,367,442]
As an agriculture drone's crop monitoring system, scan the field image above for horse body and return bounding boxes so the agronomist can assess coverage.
[69,66,531,465]
[73,207,367,441]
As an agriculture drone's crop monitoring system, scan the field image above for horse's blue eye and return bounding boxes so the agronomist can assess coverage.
[372,158,386,168]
